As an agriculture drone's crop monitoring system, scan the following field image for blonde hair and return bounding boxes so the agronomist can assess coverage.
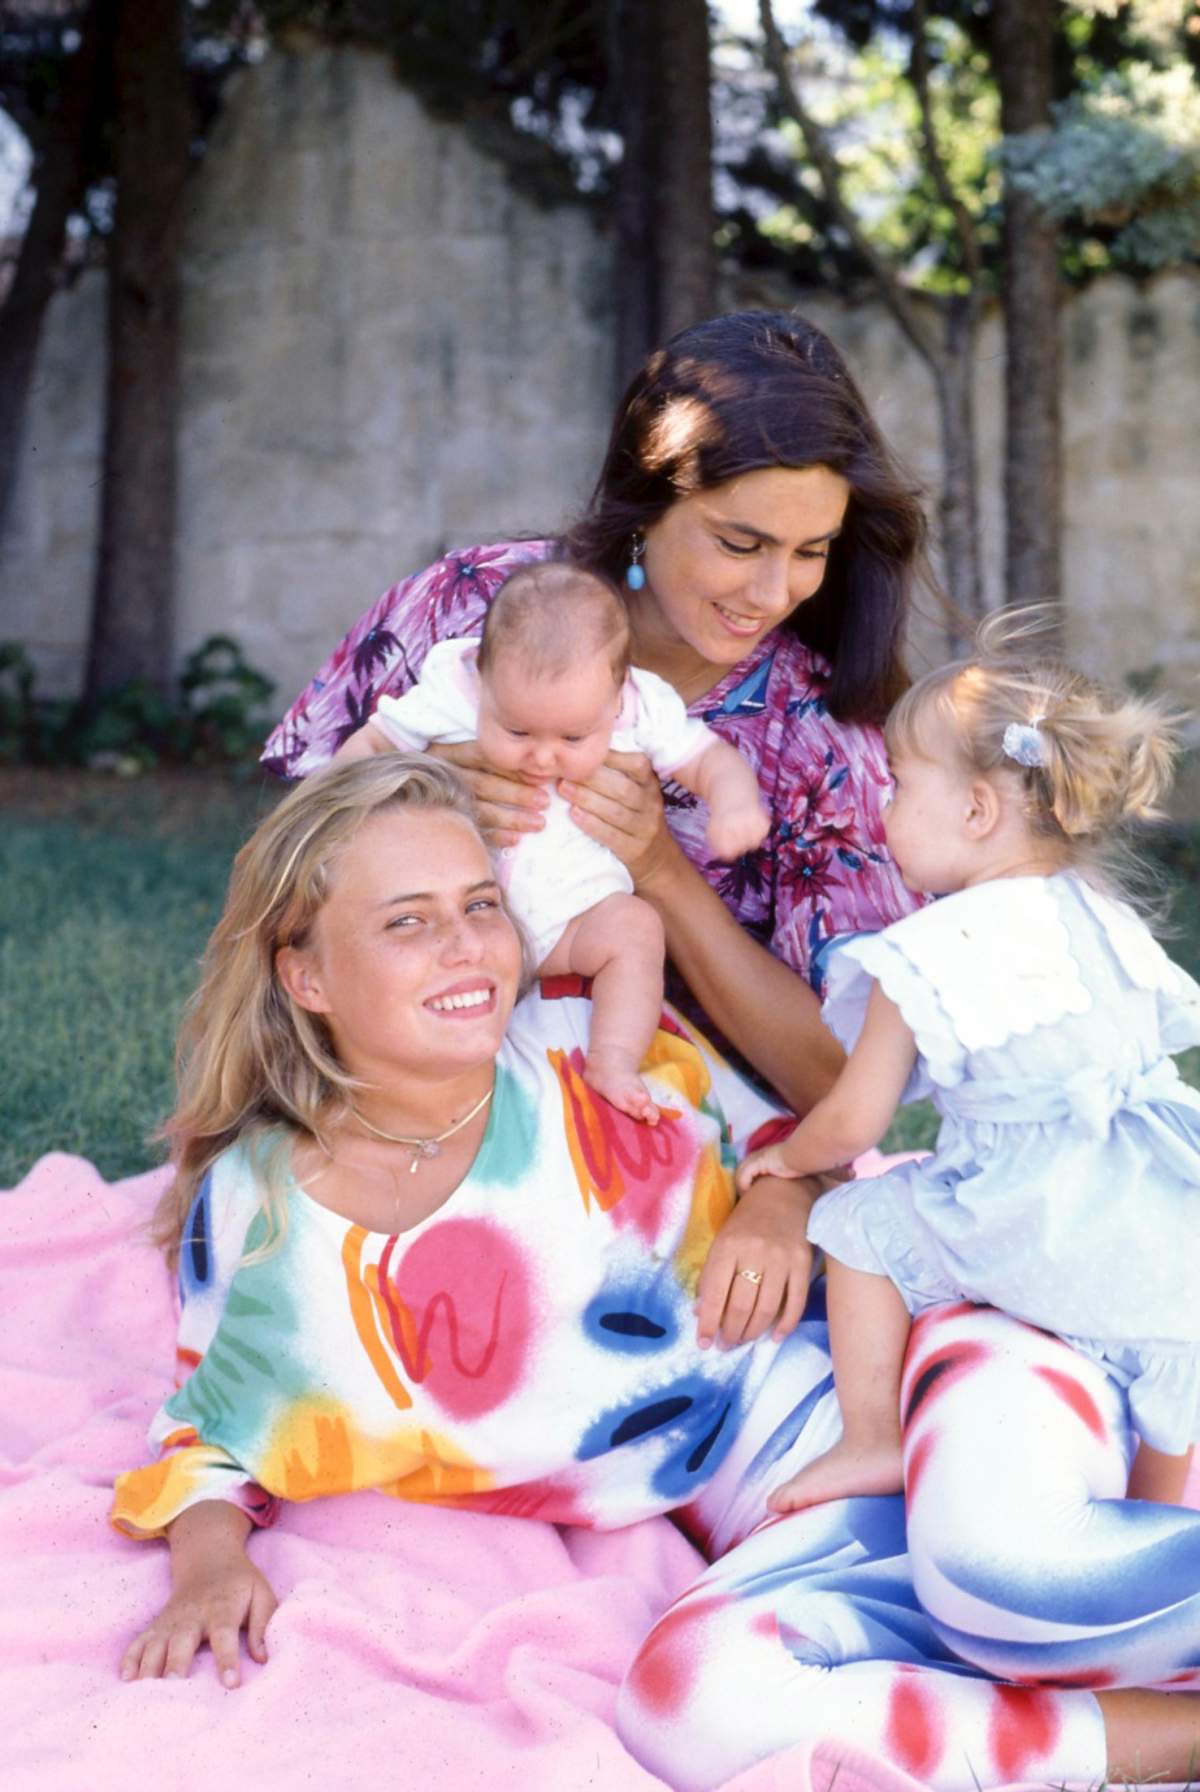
[477,560,630,685]
[152,754,505,1264]
[886,608,1182,894]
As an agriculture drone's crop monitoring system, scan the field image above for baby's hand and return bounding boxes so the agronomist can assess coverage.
[705,800,770,862]
[736,1144,806,1193]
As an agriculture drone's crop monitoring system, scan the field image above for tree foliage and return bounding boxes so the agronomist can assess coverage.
[725,0,1199,289]
[1003,62,1200,269]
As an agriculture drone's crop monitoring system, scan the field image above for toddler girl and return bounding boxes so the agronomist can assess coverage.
[338,559,768,1121]
[738,615,1200,1512]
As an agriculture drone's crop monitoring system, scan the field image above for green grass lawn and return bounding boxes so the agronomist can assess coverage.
[2,767,1197,1185]
[1,769,274,1185]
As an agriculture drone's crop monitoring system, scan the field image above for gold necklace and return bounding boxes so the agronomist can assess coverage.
[350,1083,494,1175]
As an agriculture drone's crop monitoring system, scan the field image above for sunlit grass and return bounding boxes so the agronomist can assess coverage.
[1,771,272,1185]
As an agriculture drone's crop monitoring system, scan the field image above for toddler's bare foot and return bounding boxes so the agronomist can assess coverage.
[585,1050,659,1124]
[767,1433,903,1512]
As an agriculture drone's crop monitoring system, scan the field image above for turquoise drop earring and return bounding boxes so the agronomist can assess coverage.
[625,535,646,591]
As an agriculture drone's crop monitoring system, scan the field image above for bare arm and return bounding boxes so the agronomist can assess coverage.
[562,752,844,1112]
[120,1500,278,1687]
[737,985,917,1189]
[331,719,392,764]
[1127,1441,1193,1505]
[671,738,770,861]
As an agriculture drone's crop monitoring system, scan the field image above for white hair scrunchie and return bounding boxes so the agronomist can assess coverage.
[1002,716,1047,768]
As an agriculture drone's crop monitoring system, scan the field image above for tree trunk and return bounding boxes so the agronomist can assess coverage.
[657,0,716,341]
[610,0,715,389]
[933,297,985,629]
[611,0,660,387]
[0,0,108,547]
[85,0,190,699]
[992,0,1062,615]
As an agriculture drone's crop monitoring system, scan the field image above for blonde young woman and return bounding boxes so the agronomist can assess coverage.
[112,757,1200,1790]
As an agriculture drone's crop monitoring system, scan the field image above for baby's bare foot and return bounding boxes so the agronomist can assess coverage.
[585,1051,659,1124]
[767,1434,903,1513]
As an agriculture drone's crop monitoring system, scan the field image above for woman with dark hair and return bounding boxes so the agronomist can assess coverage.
[264,312,928,1130]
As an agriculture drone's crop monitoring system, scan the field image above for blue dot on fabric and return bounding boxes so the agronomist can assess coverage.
[576,1371,743,1499]
[582,1279,680,1355]
[180,1171,214,1299]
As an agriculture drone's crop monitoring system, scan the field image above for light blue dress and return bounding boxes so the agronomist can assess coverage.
[807,871,1200,1453]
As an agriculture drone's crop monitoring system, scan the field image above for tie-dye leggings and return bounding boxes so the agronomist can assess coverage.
[617,1297,1200,1790]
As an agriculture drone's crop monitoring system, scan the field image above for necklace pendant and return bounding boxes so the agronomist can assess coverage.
[419,1139,441,1159]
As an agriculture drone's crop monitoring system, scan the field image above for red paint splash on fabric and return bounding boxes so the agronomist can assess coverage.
[989,1685,1060,1778]
[884,1668,946,1779]
[1034,1365,1107,1442]
[626,1594,732,1718]
[904,1429,937,1506]
[383,1218,533,1420]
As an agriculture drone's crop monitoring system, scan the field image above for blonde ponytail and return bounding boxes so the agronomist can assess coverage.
[886,607,1185,900]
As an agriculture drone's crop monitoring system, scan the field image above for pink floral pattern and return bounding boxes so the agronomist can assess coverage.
[262,540,921,993]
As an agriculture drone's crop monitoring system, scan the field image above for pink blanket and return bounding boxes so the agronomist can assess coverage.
[3,1154,1186,1791]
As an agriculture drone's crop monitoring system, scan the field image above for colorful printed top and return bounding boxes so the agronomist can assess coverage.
[261,542,920,993]
[111,988,798,1542]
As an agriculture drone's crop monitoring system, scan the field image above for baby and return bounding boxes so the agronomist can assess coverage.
[338,560,769,1120]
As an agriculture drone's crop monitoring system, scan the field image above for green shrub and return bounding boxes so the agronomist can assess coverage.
[0,636,276,771]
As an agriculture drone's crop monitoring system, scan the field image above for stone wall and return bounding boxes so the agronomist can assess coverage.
[0,47,615,709]
[2,43,1197,808]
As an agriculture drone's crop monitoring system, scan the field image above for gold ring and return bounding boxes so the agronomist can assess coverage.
[737,1267,764,1285]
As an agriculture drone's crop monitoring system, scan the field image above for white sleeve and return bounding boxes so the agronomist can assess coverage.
[822,933,939,1102]
[619,667,718,777]
[372,638,482,749]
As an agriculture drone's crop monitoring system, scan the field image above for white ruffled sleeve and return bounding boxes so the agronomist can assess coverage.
[1161,972,1200,1057]
[1072,877,1200,1056]
[821,932,944,1102]
[1123,1349,1200,1456]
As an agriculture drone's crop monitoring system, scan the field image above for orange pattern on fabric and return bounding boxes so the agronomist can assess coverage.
[641,1025,714,1111]
[548,1045,692,1218]
[261,1399,493,1504]
[341,1224,414,1411]
[265,1402,360,1501]
[160,1425,200,1451]
[672,1143,736,1297]
[366,1260,428,1382]
[111,1443,233,1538]
[380,1430,496,1503]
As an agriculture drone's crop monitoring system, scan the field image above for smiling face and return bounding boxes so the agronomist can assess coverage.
[631,464,851,685]
[476,652,623,784]
[276,807,522,1087]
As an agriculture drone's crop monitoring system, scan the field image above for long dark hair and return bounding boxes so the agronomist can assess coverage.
[563,310,932,725]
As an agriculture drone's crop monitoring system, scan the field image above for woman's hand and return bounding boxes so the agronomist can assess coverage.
[427,741,548,848]
[120,1502,277,1688]
[694,1175,817,1350]
[561,750,679,890]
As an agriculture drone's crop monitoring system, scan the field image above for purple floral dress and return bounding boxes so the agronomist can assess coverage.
[262,540,921,999]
